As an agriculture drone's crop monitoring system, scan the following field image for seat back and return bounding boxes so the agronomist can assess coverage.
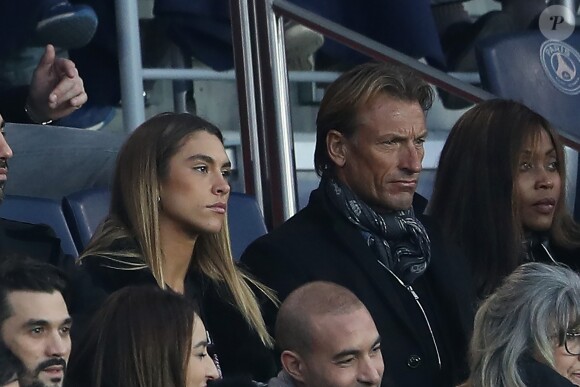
[0,195,78,257]
[62,187,111,254]
[476,31,580,144]
[227,192,268,261]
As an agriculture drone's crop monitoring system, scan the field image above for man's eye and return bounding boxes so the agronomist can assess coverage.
[193,166,208,173]
[336,357,355,366]
[30,327,44,335]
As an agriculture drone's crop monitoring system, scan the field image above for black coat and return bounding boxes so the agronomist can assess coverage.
[75,247,277,382]
[240,188,475,387]
[540,241,580,272]
[0,86,31,124]
[520,356,577,387]
[0,218,67,264]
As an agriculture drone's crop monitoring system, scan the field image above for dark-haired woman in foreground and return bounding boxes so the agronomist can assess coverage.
[66,285,219,386]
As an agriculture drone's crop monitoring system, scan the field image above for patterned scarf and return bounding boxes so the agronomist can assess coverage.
[323,176,431,285]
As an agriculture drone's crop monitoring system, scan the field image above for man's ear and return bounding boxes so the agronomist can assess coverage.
[280,350,306,383]
[326,129,347,168]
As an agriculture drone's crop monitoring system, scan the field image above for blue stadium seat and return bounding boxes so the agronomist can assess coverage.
[62,188,266,260]
[0,195,78,257]
[476,31,580,145]
[228,192,268,261]
[62,187,110,254]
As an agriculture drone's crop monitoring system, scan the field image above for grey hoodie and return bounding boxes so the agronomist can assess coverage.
[268,370,296,387]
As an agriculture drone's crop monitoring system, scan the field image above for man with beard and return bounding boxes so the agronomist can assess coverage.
[0,258,72,387]
[0,339,24,387]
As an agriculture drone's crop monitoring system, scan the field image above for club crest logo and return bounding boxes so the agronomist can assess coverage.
[540,40,580,95]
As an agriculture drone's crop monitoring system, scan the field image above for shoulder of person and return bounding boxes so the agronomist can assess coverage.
[520,355,578,387]
[550,243,580,271]
[78,239,154,290]
[0,217,67,267]
[0,217,61,241]
[209,377,262,387]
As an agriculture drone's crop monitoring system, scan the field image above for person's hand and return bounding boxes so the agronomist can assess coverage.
[26,44,88,123]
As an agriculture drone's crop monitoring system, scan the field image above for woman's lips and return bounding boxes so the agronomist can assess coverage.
[532,198,556,214]
[207,203,227,214]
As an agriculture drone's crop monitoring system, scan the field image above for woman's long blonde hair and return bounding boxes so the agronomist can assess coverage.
[80,112,276,347]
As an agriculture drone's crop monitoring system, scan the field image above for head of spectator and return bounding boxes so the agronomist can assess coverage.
[80,112,274,347]
[0,258,71,387]
[468,262,580,387]
[314,61,433,212]
[429,99,580,298]
[66,285,219,387]
[0,117,14,202]
[274,281,383,387]
[312,61,434,286]
[0,339,24,387]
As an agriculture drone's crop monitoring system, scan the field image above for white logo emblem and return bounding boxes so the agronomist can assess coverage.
[540,40,580,95]
[539,5,575,41]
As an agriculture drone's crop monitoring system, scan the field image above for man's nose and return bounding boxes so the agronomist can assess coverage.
[357,357,383,385]
[399,144,422,174]
[0,134,13,160]
[46,333,70,358]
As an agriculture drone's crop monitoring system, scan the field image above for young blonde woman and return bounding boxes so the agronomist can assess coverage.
[76,113,277,381]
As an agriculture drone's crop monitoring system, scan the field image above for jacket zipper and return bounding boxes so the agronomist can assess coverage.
[377,260,442,369]
[540,241,557,264]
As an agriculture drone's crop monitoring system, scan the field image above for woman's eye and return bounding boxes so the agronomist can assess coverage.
[519,161,532,171]
[547,161,559,172]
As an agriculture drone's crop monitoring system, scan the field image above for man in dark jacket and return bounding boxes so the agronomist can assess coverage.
[0,113,70,271]
[241,62,474,387]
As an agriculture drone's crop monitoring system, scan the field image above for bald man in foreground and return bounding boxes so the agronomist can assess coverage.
[269,281,385,387]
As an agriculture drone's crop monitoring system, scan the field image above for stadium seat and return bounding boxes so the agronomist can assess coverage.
[476,30,580,145]
[62,187,110,253]
[227,192,268,261]
[0,195,78,257]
